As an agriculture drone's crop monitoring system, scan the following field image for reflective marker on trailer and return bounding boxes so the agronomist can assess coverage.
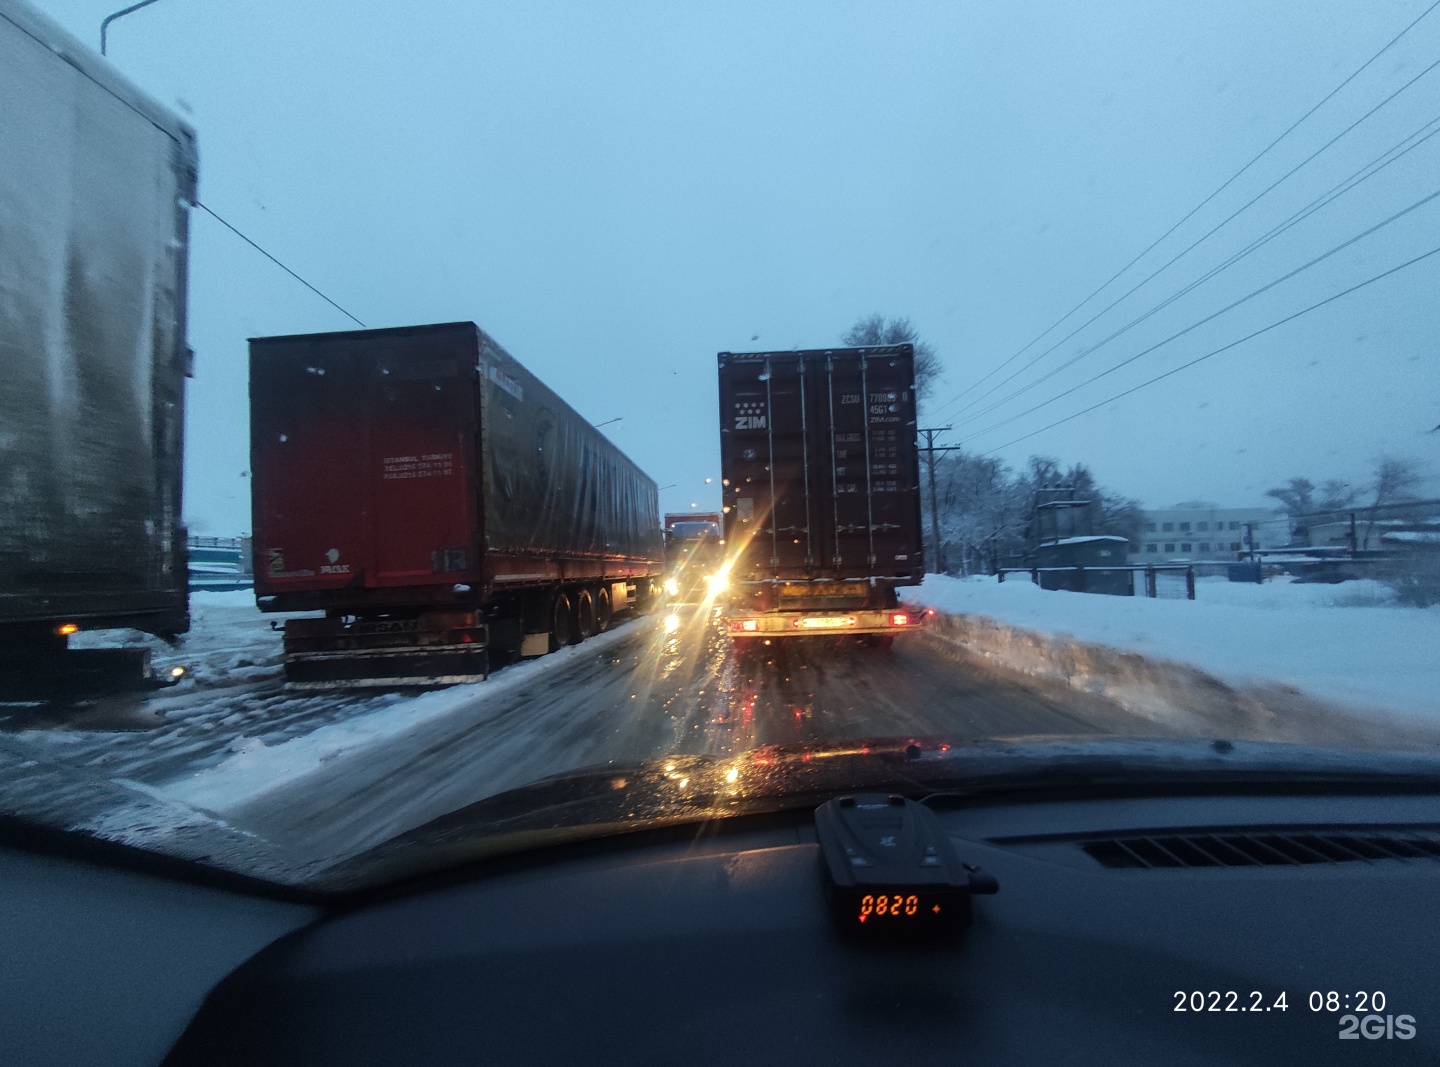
[793,616,858,629]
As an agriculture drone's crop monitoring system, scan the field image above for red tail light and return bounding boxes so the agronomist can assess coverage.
[889,612,910,627]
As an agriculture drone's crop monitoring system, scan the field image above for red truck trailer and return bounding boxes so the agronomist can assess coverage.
[250,322,664,687]
[0,0,196,696]
[716,345,926,648]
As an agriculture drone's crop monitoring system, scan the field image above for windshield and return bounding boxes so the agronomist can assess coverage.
[4,0,1439,893]
[670,522,721,540]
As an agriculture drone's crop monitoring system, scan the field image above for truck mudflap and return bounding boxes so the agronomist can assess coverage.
[724,607,929,638]
[283,646,490,689]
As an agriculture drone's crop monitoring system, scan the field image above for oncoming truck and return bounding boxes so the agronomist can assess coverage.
[662,511,724,599]
[249,322,664,687]
[716,345,926,649]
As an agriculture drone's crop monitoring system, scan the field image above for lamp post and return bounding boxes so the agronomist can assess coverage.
[101,0,163,56]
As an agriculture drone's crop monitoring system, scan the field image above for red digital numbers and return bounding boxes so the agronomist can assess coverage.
[857,893,920,920]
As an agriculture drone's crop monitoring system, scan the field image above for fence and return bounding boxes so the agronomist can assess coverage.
[998,565,1196,599]
[187,535,244,550]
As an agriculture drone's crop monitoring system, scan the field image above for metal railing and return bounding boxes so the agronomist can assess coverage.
[187,535,244,549]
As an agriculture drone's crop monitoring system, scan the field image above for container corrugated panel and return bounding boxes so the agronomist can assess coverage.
[0,0,196,636]
[717,346,923,583]
[250,323,662,610]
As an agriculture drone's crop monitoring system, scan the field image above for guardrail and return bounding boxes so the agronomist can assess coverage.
[187,535,244,549]
[998,565,1196,599]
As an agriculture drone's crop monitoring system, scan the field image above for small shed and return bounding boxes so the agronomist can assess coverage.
[1034,535,1131,595]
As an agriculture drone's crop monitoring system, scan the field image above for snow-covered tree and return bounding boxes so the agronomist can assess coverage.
[919,450,1140,574]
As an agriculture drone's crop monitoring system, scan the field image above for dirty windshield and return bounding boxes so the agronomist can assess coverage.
[3,0,1438,891]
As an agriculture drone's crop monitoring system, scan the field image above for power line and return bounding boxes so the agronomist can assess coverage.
[951,111,1440,432]
[939,50,1440,428]
[195,202,367,328]
[928,0,1440,419]
[958,184,1440,443]
[976,242,1440,457]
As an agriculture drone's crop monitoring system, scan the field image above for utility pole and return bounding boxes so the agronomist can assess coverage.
[918,427,961,575]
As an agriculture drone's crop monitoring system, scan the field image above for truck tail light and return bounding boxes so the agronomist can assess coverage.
[889,612,911,627]
[730,619,759,633]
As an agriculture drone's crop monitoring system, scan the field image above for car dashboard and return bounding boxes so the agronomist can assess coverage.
[4,788,1439,1065]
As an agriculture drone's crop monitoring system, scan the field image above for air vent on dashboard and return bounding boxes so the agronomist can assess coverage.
[1082,829,1440,869]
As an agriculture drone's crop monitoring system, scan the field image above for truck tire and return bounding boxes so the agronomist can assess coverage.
[550,592,573,650]
[574,588,596,642]
[594,587,612,632]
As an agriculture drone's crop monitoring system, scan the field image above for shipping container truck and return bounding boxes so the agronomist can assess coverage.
[662,511,724,599]
[716,346,926,648]
[0,0,197,695]
[250,322,664,688]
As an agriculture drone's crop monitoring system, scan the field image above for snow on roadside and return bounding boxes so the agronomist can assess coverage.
[901,575,1440,723]
[159,621,644,816]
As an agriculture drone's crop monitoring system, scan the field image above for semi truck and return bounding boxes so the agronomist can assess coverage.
[249,322,665,687]
[716,345,926,648]
[0,0,197,695]
[662,511,724,599]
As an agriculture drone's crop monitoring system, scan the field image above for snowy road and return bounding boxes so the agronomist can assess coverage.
[3,591,1436,881]
[208,604,1154,865]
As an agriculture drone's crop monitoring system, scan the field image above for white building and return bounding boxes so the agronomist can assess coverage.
[1130,506,1283,563]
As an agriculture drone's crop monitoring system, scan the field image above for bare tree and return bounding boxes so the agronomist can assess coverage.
[1264,477,1316,516]
[1317,479,1361,511]
[1361,456,1426,549]
[841,314,942,403]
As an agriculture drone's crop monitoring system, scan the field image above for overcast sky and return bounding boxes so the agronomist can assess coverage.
[37,0,1440,533]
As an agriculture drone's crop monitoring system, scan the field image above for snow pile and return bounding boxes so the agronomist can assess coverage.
[162,623,639,815]
[902,574,1440,723]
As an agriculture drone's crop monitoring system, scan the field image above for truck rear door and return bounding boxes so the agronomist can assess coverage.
[250,328,480,597]
[718,347,921,582]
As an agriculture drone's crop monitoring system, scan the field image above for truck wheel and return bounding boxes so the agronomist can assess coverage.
[551,593,573,650]
[594,587,612,632]
[574,588,596,642]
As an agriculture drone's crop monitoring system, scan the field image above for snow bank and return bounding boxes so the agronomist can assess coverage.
[902,574,1440,724]
[163,622,641,815]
